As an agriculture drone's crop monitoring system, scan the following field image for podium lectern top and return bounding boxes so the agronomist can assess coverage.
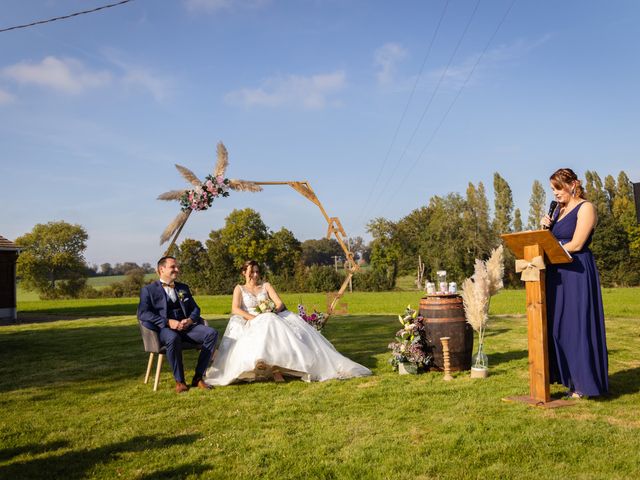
[501,230,572,264]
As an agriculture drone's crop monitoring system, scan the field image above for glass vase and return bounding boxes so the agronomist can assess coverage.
[473,342,488,370]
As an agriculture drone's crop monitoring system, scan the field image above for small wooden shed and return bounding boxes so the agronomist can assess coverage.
[0,235,20,322]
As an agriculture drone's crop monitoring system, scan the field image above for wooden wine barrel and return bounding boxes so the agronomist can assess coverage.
[419,294,473,371]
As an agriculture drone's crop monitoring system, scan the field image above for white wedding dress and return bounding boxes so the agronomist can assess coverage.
[204,285,371,386]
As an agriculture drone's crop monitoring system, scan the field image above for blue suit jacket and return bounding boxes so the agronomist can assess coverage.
[137,280,202,331]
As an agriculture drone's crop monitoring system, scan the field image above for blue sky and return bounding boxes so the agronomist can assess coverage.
[1,0,639,266]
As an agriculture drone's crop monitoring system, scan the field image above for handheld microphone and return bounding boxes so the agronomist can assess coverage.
[543,200,558,230]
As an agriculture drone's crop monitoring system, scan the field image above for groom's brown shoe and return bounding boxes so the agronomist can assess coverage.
[191,377,212,390]
[176,381,189,394]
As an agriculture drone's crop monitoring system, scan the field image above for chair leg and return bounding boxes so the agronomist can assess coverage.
[153,354,164,392]
[144,353,154,384]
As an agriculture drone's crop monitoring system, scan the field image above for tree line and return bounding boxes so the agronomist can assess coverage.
[14,169,639,299]
[366,170,639,288]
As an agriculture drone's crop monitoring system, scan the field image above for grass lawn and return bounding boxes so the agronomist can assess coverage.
[16,287,640,319]
[0,311,638,479]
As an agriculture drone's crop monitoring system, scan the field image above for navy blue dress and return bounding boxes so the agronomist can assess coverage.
[545,202,609,396]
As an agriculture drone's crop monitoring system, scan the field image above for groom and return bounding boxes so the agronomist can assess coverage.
[137,256,218,393]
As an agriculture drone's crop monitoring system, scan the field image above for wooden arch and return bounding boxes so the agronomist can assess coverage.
[158,143,358,318]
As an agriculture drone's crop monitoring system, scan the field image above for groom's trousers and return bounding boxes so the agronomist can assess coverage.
[159,324,218,383]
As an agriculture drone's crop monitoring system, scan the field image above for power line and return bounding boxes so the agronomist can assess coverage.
[383,0,518,212]
[363,0,482,220]
[0,0,135,34]
[357,0,451,227]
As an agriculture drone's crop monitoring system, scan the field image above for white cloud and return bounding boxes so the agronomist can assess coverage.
[2,56,111,94]
[427,35,552,90]
[225,71,346,109]
[0,88,15,105]
[374,42,408,85]
[121,67,173,102]
[103,50,174,102]
[184,0,269,13]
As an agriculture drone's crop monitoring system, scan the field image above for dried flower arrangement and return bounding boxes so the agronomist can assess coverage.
[461,245,504,372]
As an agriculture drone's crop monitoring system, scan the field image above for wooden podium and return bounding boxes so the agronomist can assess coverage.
[501,230,572,407]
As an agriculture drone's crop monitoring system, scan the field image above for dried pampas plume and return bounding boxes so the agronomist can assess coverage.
[462,260,490,333]
[229,179,263,192]
[160,210,191,245]
[157,190,185,201]
[214,142,229,178]
[462,246,505,338]
[174,164,202,187]
[485,245,504,296]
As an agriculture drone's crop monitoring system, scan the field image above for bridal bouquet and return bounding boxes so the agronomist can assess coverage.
[388,305,431,371]
[298,304,326,331]
[255,298,276,314]
[180,174,230,212]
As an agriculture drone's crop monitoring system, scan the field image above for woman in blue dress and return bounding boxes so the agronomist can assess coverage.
[541,168,608,398]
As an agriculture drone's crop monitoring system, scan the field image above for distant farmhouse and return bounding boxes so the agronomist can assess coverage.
[0,235,19,322]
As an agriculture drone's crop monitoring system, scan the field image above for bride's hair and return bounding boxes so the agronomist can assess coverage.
[241,260,260,274]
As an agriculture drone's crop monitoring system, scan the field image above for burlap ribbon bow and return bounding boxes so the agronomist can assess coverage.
[515,256,546,281]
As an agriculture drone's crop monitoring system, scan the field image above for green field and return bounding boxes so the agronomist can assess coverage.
[16,287,640,320]
[0,310,638,479]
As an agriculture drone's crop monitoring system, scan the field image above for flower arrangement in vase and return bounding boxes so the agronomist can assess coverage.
[388,306,431,374]
[461,245,504,378]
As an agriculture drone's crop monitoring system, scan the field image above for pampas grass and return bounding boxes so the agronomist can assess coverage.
[461,246,504,367]
[214,142,229,177]
[228,179,263,192]
[160,210,190,245]
[157,190,186,201]
[174,164,202,186]
[486,245,504,296]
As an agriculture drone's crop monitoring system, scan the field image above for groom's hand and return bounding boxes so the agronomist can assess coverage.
[168,319,181,330]
[179,319,193,330]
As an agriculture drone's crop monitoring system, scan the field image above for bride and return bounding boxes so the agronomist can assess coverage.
[204,260,371,386]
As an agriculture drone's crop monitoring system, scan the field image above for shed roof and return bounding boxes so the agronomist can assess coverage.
[0,235,20,251]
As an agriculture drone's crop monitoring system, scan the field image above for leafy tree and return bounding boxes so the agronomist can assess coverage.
[305,265,343,292]
[527,180,546,230]
[395,206,430,274]
[418,194,468,282]
[85,264,99,277]
[205,230,237,294]
[176,238,211,292]
[300,238,342,266]
[15,221,89,298]
[100,263,113,276]
[492,173,513,234]
[611,171,640,282]
[463,181,494,260]
[591,215,633,286]
[367,217,401,288]
[513,208,523,232]
[612,171,636,229]
[347,236,367,261]
[267,227,301,276]
[492,173,517,286]
[220,208,270,268]
[604,174,617,212]
[584,171,609,214]
[102,268,148,298]
[141,262,154,273]
[112,262,142,275]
